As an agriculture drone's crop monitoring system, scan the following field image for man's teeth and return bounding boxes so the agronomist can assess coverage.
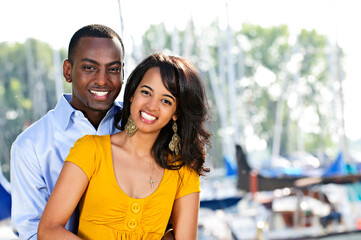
[90,90,108,96]
[141,112,156,121]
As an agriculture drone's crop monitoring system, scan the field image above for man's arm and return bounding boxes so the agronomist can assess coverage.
[11,140,48,240]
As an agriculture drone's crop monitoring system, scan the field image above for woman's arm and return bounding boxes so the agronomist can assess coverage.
[171,192,200,240]
[38,162,89,240]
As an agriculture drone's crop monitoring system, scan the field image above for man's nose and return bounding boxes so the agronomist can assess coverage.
[95,69,108,86]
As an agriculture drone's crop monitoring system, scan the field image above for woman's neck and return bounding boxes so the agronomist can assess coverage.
[124,131,158,158]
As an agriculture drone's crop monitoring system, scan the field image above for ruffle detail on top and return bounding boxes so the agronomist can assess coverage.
[78,219,163,240]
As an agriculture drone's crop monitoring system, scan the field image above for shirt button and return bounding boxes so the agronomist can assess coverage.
[127,219,137,229]
[131,203,141,213]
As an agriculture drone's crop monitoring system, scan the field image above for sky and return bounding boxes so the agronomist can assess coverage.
[1,0,361,140]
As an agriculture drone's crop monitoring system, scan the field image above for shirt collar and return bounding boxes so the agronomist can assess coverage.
[54,94,122,131]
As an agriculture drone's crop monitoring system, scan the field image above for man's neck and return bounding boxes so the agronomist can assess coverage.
[84,110,108,130]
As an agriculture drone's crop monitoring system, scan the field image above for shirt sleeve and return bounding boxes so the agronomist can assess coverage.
[175,166,200,199]
[65,135,99,180]
[11,138,47,240]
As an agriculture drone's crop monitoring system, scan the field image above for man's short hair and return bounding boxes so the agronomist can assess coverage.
[67,24,124,64]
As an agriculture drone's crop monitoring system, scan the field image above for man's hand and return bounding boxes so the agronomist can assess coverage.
[161,229,175,240]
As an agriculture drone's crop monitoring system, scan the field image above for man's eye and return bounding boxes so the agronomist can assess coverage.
[83,66,95,71]
[109,67,121,73]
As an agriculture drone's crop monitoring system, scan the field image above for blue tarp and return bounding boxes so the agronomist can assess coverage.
[0,169,11,220]
[323,152,347,176]
[259,151,356,179]
[224,155,237,176]
[200,196,242,210]
[323,151,359,177]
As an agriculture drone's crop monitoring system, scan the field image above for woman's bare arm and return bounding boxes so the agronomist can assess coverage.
[171,192,200,240]
[38,162,89,240]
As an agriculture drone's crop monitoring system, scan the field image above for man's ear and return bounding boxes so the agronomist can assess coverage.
[63,59,72,83]
[121,62,125,83]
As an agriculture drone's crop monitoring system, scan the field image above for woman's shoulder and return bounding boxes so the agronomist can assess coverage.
[72,134,110,151]
[171,161,201,199]
[167,153,199,172]
[179,165,199,178]
[77,134,110,143]
[110,131,126,148]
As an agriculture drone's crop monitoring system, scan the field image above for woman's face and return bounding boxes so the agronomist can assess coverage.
[130,67,177,135]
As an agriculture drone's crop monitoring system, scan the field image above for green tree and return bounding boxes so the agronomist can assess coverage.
[0,39,67,179]
[1,23,344,177]
[139,22,342,169]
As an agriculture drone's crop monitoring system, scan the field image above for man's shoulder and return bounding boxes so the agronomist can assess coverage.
[12,110,56,146]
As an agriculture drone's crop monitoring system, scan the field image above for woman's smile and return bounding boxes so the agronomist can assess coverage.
[140,111,157,123]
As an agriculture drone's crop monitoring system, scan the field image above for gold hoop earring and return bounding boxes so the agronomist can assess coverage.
[125,115,138,137]
[169,121,181,155]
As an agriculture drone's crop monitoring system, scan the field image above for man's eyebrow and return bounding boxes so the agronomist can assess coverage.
[81,58,99,65]
[107,60,122,66]
[80,58,122,66]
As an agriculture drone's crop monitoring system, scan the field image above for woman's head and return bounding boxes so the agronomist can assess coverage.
[128,66,178,136]
[117,53,210,175]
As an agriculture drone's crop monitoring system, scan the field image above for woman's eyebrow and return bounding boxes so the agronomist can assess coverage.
[140,85,175,102]
[140,85,153,91]
[163,94,175,102]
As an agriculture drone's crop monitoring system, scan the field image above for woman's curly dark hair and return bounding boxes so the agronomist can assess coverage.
[115,53,211,176]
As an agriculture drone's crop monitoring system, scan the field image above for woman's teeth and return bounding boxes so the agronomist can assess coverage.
[141,111,156,121]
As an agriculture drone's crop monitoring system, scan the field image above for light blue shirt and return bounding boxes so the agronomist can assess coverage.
[10,94,122,240]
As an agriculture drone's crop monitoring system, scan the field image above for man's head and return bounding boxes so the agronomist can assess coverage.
[67,24,124,64]
[63,24,124,126]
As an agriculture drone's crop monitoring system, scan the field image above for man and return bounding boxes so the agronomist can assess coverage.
[10,24,124,240]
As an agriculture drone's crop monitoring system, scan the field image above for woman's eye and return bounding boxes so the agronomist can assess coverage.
[162,99,172,105]
[141,90,150,96]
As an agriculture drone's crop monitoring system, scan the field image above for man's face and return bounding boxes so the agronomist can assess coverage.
[63,37,123,117]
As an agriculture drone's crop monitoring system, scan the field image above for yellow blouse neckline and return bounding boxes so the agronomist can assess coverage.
[105,134,167,200]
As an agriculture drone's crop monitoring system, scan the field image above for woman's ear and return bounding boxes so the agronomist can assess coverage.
[130,96,133,103]
[172,115,177,121]
[63,59,72,83]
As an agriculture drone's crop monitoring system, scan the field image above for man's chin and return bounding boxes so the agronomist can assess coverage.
[87,104,113,113]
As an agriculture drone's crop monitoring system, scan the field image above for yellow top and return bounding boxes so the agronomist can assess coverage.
[65,135,200,240]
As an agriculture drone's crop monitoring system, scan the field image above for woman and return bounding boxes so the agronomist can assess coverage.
[38,53,211,239]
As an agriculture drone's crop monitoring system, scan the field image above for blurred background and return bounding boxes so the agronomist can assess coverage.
[1,0,361,239]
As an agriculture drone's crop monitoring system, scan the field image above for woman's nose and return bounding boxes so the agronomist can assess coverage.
[147,98,160,110]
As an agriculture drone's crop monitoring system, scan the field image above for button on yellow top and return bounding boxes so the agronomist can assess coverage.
[131,203,141,213]
[127,219,137,229]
